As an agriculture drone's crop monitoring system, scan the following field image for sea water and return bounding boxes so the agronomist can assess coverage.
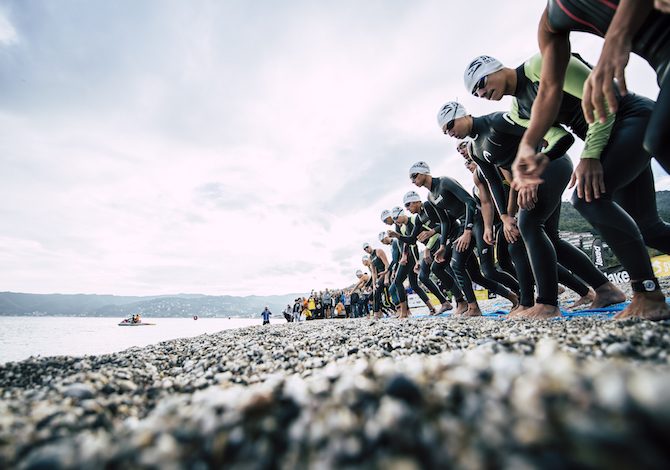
[0,316,260,364]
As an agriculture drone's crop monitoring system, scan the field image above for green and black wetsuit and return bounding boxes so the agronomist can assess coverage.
[395,201,465,303]
[546,0,670,162]
[470,111,602,307]
[513,52,670,282]
[394,214,433,305]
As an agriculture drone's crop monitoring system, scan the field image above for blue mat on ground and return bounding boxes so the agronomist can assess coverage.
[410,298,670,320]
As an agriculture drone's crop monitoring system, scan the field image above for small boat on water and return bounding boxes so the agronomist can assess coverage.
[118,314,155,326]
[118,320,155,326]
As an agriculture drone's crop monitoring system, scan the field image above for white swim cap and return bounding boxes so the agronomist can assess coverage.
[403,190,422,205]
[464,55,503,94]
[362,242,370,250]
[409,161,431,176]
[355,269,363,277]
[378,231,388,242]
[380,209,391,222]
[390,206,404,220]
[437,101,467,130]
[362,254,371,262]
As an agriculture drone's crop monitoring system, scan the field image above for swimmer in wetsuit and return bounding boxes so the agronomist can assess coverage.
[379,230,400,311]
[458,141,518,284]
[468,48,670,320]
[439,100,620,319]
[409,160,519,317]
[380,210,402,309]
[458,143,521,296]
[388,191,465,315]
[541,0,670,167]
[389,206,443,318]
[355,263,373,318]
[363,241,391,319]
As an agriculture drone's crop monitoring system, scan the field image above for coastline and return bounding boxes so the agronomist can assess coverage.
[2,314,670,468]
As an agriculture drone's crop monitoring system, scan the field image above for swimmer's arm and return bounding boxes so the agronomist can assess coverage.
[519,7,571,152]
[474,171,495,230]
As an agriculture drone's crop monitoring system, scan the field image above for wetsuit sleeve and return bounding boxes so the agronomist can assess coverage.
[525,53,616,160]
[396,219,422,245]
[510,99,575,159]
[440,177,477,229]
[425,233,440,250]
[472,155,508,217]
[389,241,399,273]
[440,216,452,246]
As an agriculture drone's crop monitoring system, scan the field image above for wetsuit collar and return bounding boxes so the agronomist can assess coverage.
[470,116,486,139]
[513,64,525,97]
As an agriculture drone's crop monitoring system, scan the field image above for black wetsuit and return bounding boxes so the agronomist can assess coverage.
[427,176,515,304]
[395,201,465,303]
[546,0,670,162]
[471,171,520,294]
[514,53,670,282]
[388,239,401,304]
[370,249,389,312]
[470,112,601,306]
[393,214,434,305]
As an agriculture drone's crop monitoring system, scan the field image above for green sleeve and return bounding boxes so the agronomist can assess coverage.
[523,53,616,160]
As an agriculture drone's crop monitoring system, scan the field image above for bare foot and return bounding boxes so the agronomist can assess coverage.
[570,288,595,310]
[398,302,409,319]
[615,291,670,321]
[463,303,482,317]
[453,300,468,316]
[519,303,561,320]
[508,304,531,318]
[438,301,453,313]
[591,282,627,308]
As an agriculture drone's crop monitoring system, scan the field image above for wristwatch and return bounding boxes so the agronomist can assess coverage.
[632,279,659,293]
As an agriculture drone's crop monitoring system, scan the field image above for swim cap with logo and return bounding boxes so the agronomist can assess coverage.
[437,101,467,129]
[378,231,388,242]
[403,190,422,205]
[355,269,363,277]
[409,161,431,176]
[390,206,404,220]
[380,209,391,222]
[464,55,503,94]
[362,242,370,250]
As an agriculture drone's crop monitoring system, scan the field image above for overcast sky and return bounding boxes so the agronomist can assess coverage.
[1,0,667,296]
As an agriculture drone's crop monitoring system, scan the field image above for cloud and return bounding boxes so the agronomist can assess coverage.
[0,9,18,46]
[0,1,666,296]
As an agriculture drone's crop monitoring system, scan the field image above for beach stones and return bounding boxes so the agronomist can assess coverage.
[1,296,670,467]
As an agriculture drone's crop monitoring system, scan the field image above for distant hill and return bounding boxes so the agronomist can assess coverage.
[0,292,305,318]
[559,190,669,234]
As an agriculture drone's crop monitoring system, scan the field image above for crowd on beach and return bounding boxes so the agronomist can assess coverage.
[277,288,379,322]
[275,0,670,324]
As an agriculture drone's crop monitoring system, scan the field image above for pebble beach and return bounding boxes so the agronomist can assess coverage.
[2,287,670,469]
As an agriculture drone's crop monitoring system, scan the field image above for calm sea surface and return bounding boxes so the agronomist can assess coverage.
[0,316,260,364]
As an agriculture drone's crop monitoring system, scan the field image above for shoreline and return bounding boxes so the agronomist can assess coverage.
[2,315,670,468]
